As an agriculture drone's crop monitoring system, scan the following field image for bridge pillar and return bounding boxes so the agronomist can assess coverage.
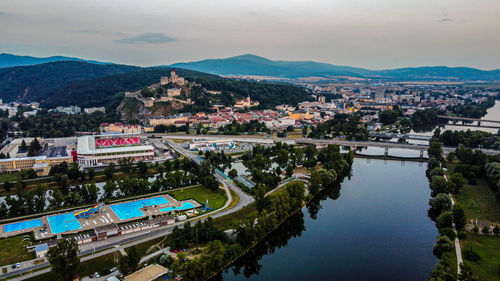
[478,121,481,127]
[384,147,388,157]
[420,150,424,159]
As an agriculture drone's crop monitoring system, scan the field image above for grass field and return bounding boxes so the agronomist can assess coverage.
[454,178,500,224]
[169,186,227,210]
[214,202,256,229]
[460,233,500,281]
[0,235,35,266]
[0,172,21,184]
[126,237,164,258]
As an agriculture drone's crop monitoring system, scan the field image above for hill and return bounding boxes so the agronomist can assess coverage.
[0,53,108,68]
[45,66,312,112]
[0,61,140,102]
[172,54,500,81]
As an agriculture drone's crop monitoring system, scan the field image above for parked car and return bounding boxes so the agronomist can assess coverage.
[89,273,94,278]
[110,267,117,273]
[94,272,100,278]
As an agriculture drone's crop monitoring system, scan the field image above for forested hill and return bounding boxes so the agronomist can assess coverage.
[38,66,311,110]
[0,61,140,102]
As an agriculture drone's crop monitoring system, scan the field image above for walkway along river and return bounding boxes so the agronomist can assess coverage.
[213,158,438,281]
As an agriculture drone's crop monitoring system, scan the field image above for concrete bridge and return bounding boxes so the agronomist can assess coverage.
[157,134,500,156]
[438,115,500,128]
[368,132,432,141]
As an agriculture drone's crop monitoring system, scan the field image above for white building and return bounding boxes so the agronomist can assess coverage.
[76,135,154,167]
[189,140,235,151]
[84,107,106,114]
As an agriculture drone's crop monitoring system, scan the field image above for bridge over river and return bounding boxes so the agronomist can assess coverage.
[157,134,500,156]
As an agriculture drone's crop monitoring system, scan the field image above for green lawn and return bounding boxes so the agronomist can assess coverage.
[454,178,500,224]
[214,202,256,229]
[169,186,227,211]
[0,172,21,184]
[0,235,35,266]
[460,233,500,281]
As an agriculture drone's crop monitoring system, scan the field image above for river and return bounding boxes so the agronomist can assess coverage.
[214,158,438,281]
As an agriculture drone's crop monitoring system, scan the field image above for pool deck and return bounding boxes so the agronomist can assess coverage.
[0,195,201,240]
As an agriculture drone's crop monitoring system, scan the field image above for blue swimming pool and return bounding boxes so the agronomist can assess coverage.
[47,213,82,234]
[4,219,43,233]
[110,197,169,220]
[160,202,197,213]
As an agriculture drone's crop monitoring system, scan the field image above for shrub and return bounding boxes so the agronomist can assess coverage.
[473,225,479,233]
[493,225,499,235]
[457,230,467,239]
[482,226,490,234]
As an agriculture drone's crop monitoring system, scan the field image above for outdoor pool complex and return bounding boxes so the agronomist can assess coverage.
[160,202,196,212]
[110,196,169,220]
[47,213,83,234]
[4,219,43,233]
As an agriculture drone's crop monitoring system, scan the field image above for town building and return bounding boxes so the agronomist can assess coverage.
[84,107,106,114]
[99,123,142,134]
[234,96,260,108]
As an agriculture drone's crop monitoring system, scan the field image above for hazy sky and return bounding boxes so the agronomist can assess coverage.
[1,0,499,69]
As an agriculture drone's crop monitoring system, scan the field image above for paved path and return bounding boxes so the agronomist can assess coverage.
[444,171,463,275]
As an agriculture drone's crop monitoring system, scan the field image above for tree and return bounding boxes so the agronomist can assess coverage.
[481,226,490,234]
[47,239,80,281]
[436,212,453,228]
[493,225,499,235]
[286,165,294,178]
[137,161,148,174]
[430,176,448,196]
[450,173,466,190]
[309,170,322,196]
[228,169,238,179]
[452,204,466,230]
[428,193,452,220]
[433,235,453,258]
[87,168,95,180]
[254,183,267,213]
[458,263,478,281]
[119,246,140,275]
[428,142,443,160]
[104,163,115,181]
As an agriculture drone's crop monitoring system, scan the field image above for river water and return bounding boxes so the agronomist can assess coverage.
[215,158,438,281]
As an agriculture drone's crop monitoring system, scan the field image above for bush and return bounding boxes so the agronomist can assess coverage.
[482,226,490,234]
[493,225,499,235]
[439,228,457,241]
[473,225,479,233]
[463,249,481,262]
[457,230,467,239]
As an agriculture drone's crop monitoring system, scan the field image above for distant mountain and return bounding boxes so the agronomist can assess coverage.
[172,54,500,81]
[0,53,108,68]
[0,61,140,102]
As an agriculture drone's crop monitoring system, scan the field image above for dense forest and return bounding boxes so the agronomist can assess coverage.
[0,61,139,102]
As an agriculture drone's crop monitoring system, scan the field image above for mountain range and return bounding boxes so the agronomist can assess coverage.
[0,53,108,68]
[171,54,500,81]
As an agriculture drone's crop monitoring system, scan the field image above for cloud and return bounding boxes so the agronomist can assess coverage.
[116,32,176,44]
[72,29,101,34]
[438,15,454,22]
